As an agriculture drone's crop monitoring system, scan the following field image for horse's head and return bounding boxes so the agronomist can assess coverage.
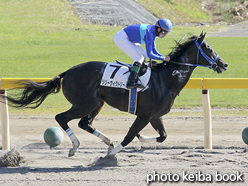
[195,32,228,73]
[170,32,228,73]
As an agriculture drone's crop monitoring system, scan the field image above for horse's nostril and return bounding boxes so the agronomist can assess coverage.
[224,63,228,68]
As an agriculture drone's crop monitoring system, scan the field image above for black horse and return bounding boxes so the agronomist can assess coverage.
[5,33,228,156]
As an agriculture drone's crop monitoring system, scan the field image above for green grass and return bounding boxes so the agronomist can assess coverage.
[136,0,248,24]
[0,0,247,116]
[135,0,211,24]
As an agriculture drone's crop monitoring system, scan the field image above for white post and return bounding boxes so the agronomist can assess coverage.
[201,89,212,149]
[0,89,10,150]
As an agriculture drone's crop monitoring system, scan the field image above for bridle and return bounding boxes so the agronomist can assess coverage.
[169,39,219,69]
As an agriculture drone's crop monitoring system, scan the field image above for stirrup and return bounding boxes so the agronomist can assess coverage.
[126,80,145,89]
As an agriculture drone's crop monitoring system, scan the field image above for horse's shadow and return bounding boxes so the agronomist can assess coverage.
[0,146,166,174]
[0,164,114,174]
[0,142,120,174]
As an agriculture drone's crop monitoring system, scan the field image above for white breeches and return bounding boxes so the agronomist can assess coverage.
[114,30,147,64]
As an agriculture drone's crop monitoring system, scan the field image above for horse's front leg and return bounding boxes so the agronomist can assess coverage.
[108,115,150,155]
[137,117,167,143]
[66,128,80,157]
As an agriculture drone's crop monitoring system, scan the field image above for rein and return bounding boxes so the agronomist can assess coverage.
[169,40,219,69]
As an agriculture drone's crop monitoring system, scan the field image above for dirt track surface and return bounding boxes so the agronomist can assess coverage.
[1,115,248,185]
[2,4,248,185]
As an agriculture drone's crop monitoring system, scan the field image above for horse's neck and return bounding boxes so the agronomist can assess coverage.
[164,64,195,94]
[168,48,197,91]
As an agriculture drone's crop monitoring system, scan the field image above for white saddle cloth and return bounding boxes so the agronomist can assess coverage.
[100,62,151,92]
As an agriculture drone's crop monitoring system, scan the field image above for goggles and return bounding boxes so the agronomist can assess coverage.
[161,29,168,36]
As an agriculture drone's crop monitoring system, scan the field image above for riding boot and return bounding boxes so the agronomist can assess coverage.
[126,62,145,89]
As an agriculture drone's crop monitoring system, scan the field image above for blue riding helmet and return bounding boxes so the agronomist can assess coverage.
[155,18,172,33]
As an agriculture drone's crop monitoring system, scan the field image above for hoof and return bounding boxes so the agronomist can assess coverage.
[68,149,75,157]
[106,154,115,158]
[107,143,114,155]
[109,143,114,150]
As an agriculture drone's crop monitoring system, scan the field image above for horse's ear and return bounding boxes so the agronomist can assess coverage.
[198,32,206,43]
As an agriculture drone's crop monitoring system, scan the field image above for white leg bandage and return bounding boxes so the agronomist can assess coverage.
[138,135,157,143]
[108,144,123,156]
[66,128,78,144]
[93,129,111,145]
[66,128,80,157]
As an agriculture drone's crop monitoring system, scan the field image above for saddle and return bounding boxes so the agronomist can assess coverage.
[100,60,151,91]
[115,60,148,77]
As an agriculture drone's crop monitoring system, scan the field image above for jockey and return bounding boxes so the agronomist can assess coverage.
[114,18,172,89]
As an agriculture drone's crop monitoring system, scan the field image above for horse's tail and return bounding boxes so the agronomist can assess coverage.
[6,71,67,108]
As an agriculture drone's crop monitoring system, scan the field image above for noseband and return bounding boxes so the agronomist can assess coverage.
[195,40,219,69]
[169,39,219,69]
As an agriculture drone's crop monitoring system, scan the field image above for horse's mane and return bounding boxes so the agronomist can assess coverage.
[169,35,199,60]
[150,35,200,71]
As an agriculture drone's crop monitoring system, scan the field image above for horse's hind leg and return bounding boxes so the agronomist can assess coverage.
[55,106,87,157]
[78,102,113,147]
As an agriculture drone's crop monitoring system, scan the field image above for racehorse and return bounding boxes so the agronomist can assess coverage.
[4,32,228,157]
